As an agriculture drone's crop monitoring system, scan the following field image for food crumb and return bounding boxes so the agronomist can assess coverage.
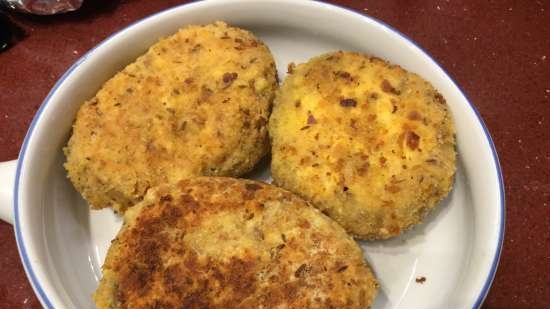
[415,276,426,284]
[340,98,357,107]
[287,62,296,74]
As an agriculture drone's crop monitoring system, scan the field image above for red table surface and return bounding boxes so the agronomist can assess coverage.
[0,1,548,308]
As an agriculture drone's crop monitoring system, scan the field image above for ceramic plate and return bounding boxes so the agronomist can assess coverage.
[14,1,504,308]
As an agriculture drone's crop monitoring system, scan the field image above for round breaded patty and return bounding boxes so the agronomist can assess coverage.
[94,177,378,309]
[269,51,456,239]
[64,22,277,213]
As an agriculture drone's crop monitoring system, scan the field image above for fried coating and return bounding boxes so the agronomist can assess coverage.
[94,177,378,309]
[269,51,456,239]
[64,22,277,213]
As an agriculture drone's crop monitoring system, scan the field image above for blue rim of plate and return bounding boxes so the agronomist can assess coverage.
[13,1,505,308]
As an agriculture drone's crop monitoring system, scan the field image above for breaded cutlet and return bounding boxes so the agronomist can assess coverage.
[94,177,379,309]
[269,51,456,239]
[64,22,278,213]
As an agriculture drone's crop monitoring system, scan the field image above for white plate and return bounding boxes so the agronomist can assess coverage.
[14,1,504,308]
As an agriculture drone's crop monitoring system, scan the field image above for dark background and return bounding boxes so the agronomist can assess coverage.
[0,1,549,308]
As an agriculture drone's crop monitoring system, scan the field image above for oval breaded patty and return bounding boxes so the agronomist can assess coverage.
[94,177,378,309]
[64,22,277,213]
[269,51,456,239]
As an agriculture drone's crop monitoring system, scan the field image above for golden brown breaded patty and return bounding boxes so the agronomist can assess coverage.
[64,22,277,213]
[94,177,378,309]
[269,51,456,239]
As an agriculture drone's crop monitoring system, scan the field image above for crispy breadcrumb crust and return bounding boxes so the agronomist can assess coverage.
[94,177,378,309]
[269,51,456,239]
[64,22,277,213]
